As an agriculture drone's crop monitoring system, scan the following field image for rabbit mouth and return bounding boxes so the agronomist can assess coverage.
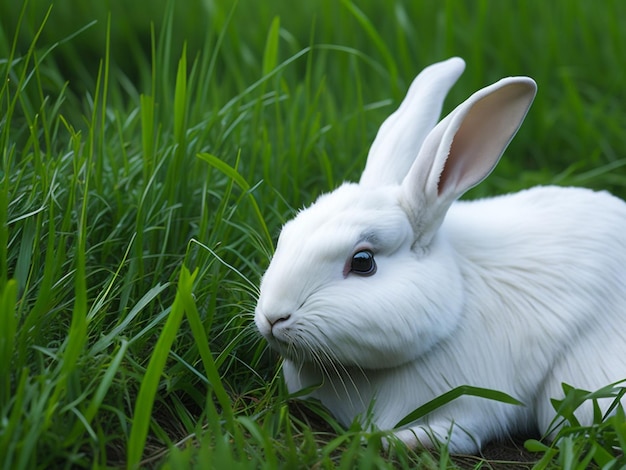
[268,332,334,366]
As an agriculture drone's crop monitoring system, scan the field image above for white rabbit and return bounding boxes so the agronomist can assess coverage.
[254,57,626,454]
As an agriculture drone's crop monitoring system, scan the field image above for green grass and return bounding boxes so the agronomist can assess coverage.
[1,0,625,468]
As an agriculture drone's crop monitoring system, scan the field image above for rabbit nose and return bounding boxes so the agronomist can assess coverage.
[269,314,291,328]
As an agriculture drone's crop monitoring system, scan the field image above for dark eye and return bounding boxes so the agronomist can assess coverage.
[350,250,377,276]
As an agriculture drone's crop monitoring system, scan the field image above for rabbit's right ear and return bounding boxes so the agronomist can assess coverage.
[360,57,466,188]
[400,76,537,245]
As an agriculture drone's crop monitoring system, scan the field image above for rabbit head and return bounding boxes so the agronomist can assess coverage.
[255,57,536,371]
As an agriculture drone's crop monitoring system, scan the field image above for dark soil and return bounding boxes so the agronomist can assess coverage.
[453,437,539,469]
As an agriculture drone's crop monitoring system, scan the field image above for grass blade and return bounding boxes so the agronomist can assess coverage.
[394,385,523,428]
[173,44,187,146]
[0,368,29,464]
[340,0,398,84]
[65,339,130,445]
[126,266,198,469]
[180,277,233,426]
[197,152,273,251]
[262,16,280,76]
[0,279,18,405]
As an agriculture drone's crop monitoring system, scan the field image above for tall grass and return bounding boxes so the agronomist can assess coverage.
[1,0,625,468]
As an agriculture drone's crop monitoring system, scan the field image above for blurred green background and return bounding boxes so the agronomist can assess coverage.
[3,0,626,197]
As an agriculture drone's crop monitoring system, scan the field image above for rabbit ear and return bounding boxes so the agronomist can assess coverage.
[360,57,466,187]
[400,76,537,244]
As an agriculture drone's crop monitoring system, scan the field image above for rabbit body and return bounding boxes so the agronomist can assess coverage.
[255,58,626,453]
[276,185,626,453]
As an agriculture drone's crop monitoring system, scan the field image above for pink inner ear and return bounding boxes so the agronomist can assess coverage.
[437,82,535,197]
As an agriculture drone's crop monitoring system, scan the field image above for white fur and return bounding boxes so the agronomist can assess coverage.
[254,58,626,454]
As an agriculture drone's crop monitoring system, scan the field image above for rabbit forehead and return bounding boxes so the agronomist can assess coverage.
[279,183,412,256]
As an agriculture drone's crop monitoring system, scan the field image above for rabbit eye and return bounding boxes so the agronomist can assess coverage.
[351,250,377,276]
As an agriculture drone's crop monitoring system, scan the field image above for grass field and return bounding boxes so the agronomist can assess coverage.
[1,0,626,468]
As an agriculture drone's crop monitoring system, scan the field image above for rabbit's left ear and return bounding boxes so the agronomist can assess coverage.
[400,76,537,245]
